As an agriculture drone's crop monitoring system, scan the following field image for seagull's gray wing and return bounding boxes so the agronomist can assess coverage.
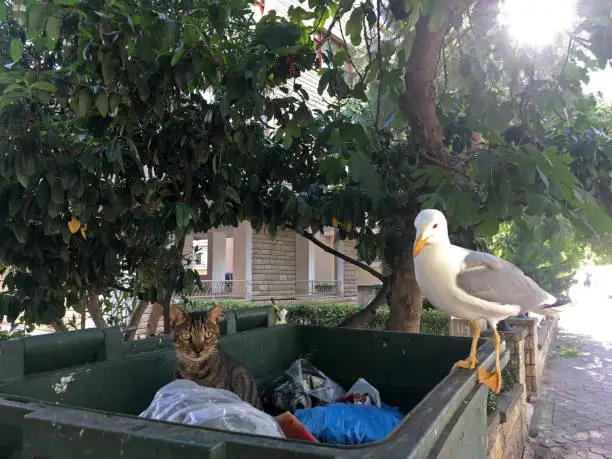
[456,250,556,312]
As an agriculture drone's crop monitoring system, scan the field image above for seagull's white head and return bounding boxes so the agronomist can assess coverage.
[413,209,449,257]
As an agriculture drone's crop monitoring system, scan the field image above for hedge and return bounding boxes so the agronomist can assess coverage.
[183,300,449,336]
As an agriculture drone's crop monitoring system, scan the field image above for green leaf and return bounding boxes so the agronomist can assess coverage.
[249,174,260,192]
[348,150,382,204]
[30,81,57,92]
[184,24,198,46]
[224,186,241,203]
[318,69,331,95]
[346,8,364,46]
[51,181,64,205]
[254,22,301,51]
[175,203,191,228]
[475,214,500,237]
[10,39,23,63]
[171,48,185,66]
[46,15,62,42]
[29,4,47,30]
[3,83,25,94]
[102,53,117,85]
[95,92,109,117]
[37,179,51,209]
[15,160,29,188]
[183,268,196,292]
[77,88,91,117]
[0,2,6,21]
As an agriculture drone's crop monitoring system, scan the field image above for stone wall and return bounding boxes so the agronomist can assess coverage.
[486,327,529,459]
[506,313,559,400]
[358,284,383,306]
[251,228,296,299]
[448,317,489,337]
[449,313,559,402]
[487,386,528,459]
[342,239,359,300]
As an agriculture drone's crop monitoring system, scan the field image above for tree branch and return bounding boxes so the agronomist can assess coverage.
[316,5,346,51]
[397,0,476,164]
[374,0,383,128]
[294,229,385,282]
[123,299,149,341]
[338,280,389,328]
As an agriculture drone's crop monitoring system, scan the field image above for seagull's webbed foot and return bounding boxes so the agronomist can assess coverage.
[453,356,478,370]
[478,366,502,394]
[477,327,502,394]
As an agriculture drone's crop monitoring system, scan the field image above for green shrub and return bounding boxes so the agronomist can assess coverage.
[0,330,25,341]
[182,300,449,335]
[487,357,521,415]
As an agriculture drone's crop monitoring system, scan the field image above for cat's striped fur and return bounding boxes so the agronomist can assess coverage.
[170,304,262,409]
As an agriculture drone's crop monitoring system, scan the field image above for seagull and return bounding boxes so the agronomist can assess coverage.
[412,209,568,393]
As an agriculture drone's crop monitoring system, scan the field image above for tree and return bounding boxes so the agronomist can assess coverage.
[243,0,612,331]
[0,0,317,331]
[484,219,586,295]
[1,0,612,336]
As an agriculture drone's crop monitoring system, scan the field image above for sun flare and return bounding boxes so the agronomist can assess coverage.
[498,0,577,47]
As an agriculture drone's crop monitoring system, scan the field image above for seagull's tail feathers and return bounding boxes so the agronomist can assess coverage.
[540,295,571,309]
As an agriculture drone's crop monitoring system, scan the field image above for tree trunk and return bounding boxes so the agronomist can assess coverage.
[123,299,149,341]
[86,288,108,329]
[161,289,174,335]
[146,303,162,336]
[51,320,68,333]
[339,280,389,329]
[387,250,423,333]
[397,13,449,165]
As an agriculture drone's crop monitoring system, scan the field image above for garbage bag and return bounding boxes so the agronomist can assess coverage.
[345,377,381,407]
[294,403,404,445]
[139,379,285,438]
[261,373,312,415]
[285,359,345,403]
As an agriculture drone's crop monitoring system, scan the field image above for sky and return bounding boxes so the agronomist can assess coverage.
[500,0,612,102]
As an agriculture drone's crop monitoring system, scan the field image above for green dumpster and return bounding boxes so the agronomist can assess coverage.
[0,306,505,459]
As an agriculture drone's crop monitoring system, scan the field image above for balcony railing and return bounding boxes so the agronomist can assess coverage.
[184,280,342,300]
[295,280,341,296]
[187,280,249,299]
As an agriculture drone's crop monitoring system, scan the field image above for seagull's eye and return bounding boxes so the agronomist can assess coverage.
[433,224,438,229]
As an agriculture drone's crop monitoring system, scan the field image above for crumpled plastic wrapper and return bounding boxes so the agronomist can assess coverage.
[139,379,284,438]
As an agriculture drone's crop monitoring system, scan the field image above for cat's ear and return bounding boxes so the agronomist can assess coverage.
[207,304,223,324]
[169,305,189,327]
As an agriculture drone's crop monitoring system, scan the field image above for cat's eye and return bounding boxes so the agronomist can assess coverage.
[204,330,214,340]
[180,332,191,340]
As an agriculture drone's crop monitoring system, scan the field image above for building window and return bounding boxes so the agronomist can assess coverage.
[192,239,208,275]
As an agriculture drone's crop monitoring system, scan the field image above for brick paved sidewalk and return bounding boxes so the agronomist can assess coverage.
[527,300,612,459]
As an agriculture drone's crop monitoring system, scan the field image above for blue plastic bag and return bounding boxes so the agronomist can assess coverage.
[294,403,404,445]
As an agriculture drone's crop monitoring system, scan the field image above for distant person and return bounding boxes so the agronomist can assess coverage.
[584,272,592,288]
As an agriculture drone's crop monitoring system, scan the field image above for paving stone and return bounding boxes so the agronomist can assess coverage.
[528,303,612,459]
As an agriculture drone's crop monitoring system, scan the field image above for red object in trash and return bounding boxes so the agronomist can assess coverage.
[276,412,318,443]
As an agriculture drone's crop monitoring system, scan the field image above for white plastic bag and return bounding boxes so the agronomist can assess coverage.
[139,379,285,438]
[285,359,345,403]
[347,377,381,407]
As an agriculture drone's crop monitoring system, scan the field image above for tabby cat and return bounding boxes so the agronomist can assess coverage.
[169,304,262,409]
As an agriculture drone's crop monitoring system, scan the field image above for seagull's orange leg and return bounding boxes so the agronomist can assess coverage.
[477,327,502,394]
[453,320,480,370]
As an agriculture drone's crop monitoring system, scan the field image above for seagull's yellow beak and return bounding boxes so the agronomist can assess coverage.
[413,234,428,257]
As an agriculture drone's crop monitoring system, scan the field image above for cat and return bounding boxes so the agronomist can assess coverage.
[169,303,263,409]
